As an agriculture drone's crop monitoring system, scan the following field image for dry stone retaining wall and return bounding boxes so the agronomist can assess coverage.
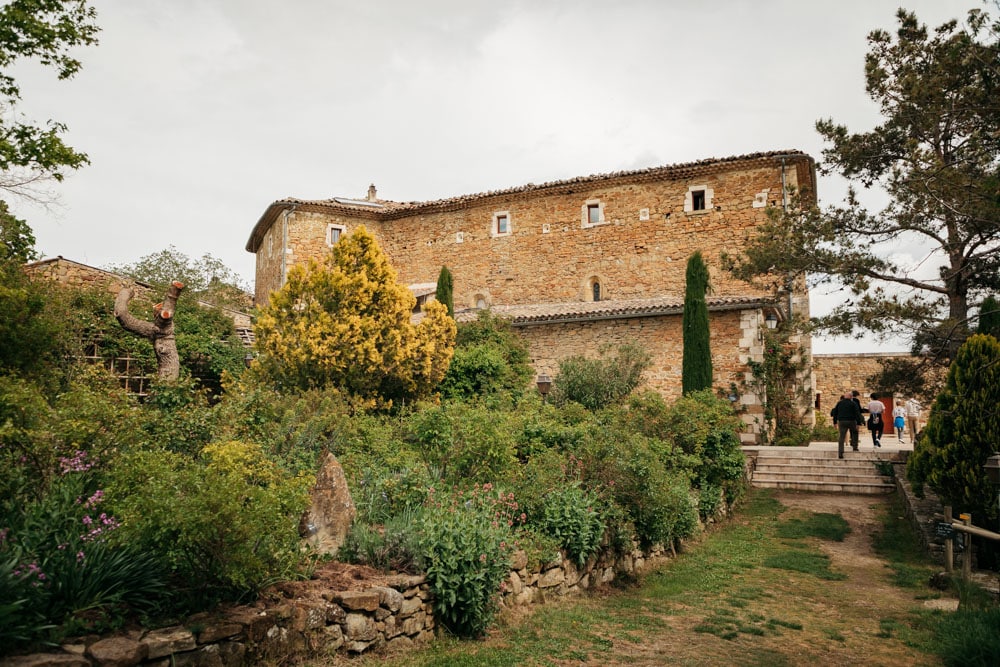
[1,542,670,667]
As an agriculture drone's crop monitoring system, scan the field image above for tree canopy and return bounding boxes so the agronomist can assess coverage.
[0,0,99,199]
[252,226,456,406]
[106,246,251,310]
[726,7,1000,392]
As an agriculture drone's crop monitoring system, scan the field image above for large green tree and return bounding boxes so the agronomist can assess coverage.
[682,251,712,394]
[0,0,99,198]
[253,226,456,406]
[727,7,1000,394]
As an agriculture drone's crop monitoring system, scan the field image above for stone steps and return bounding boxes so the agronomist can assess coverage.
[744,447,898,495]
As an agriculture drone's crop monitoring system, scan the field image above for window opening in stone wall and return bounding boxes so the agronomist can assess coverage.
[327,224,346,246]
[692,189,706,211]
[588,204,601,225]
[474,294,487,309]
[592,281,601,302]
[493,211,511,236]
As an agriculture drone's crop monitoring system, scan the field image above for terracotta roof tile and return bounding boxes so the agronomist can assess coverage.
[453,295,771,325]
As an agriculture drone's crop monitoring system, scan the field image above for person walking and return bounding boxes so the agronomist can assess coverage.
[866,393,885,447]
[851,390,864,447]
[831,392,863,458]
[905,397,922,443]
[892,400,906,442]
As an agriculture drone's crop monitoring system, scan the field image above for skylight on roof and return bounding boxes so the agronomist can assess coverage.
[333,197,384,208]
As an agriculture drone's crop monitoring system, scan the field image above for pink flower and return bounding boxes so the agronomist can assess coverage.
[479,553,487,563]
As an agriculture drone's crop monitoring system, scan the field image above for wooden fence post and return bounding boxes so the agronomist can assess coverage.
[960,512,972,582]
[944,506,953,572]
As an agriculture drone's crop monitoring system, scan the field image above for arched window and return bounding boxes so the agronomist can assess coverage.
[592,281,601,302]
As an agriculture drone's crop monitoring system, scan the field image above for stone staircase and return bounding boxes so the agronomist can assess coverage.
[745,447,900,494]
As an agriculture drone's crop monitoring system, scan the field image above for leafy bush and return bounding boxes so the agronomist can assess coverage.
[416,484,521,638]
[410,401,518,486]
[550,343,651,410]
[811,414,839,442]
[339,507,423,573]
[535,483,605,566]
[106,441,314,604]
[580,430,698,549]
[624,390,746,517]
[0,451,166,651]
[440,311,533,403]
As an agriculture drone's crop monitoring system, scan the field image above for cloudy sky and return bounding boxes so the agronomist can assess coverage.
[7,0,981,352]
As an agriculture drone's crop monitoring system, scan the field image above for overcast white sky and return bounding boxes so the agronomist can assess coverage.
[7,0,982,353]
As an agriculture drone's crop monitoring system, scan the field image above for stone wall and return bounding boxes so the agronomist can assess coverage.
[812,352,912,416]
[250,155,814,310]
[24,257,147,297]
[3,541,672,667]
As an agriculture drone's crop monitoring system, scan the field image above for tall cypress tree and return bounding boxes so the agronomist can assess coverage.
[682,251,713,394]
[435,265,454,317]
[977,295,1000,338]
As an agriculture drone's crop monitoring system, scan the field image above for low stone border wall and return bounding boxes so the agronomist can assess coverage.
[2,539,673,667]
[892,462,948,565]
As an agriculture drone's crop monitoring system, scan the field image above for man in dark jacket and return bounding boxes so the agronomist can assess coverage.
[830,392,863,458]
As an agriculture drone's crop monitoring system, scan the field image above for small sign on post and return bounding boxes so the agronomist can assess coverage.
[935,521,956,540]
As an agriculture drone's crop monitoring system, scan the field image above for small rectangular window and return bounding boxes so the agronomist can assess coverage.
[493,211,511,237]
[588,204,601,224]
[327,224,346,246]
[692,190,706,211]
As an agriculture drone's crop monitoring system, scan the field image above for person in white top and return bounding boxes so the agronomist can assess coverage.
[905,398,922,443]
[866,393,885,447]
[892,401,907,442]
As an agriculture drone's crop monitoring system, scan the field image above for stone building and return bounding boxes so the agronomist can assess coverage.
[246,151,817,441]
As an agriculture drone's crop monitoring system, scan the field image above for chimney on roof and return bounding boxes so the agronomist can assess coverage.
[367,184,377,201]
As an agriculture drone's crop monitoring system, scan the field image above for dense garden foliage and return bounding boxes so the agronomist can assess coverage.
[0,226,750,650]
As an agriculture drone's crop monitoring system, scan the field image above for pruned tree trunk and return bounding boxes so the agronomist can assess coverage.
[114,281,185,380]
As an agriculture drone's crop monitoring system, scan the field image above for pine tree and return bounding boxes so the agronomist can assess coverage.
[907,334,1000,524]
[253,226,456,406]
[682,251,712,395]
[435,265,454,317]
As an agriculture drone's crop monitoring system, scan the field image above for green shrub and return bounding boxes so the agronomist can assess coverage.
[352,466,432,525]
[623,390,746,517]
[339,507,423,573]
[811,414,838,442]
[410,401,518,486]
[0,451,166,651]
[550,343,651,410]
[908,334,1000,525]
[535,483,605,566]
[106,441,314,604]
[580,431,698,549]
[416,484,520,638]
[439,311,533,402]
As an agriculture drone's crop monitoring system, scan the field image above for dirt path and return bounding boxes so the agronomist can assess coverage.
[615,492,951,667]
[350,491,955,667]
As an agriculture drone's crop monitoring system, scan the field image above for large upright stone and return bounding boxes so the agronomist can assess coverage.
[299,452,356,555]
